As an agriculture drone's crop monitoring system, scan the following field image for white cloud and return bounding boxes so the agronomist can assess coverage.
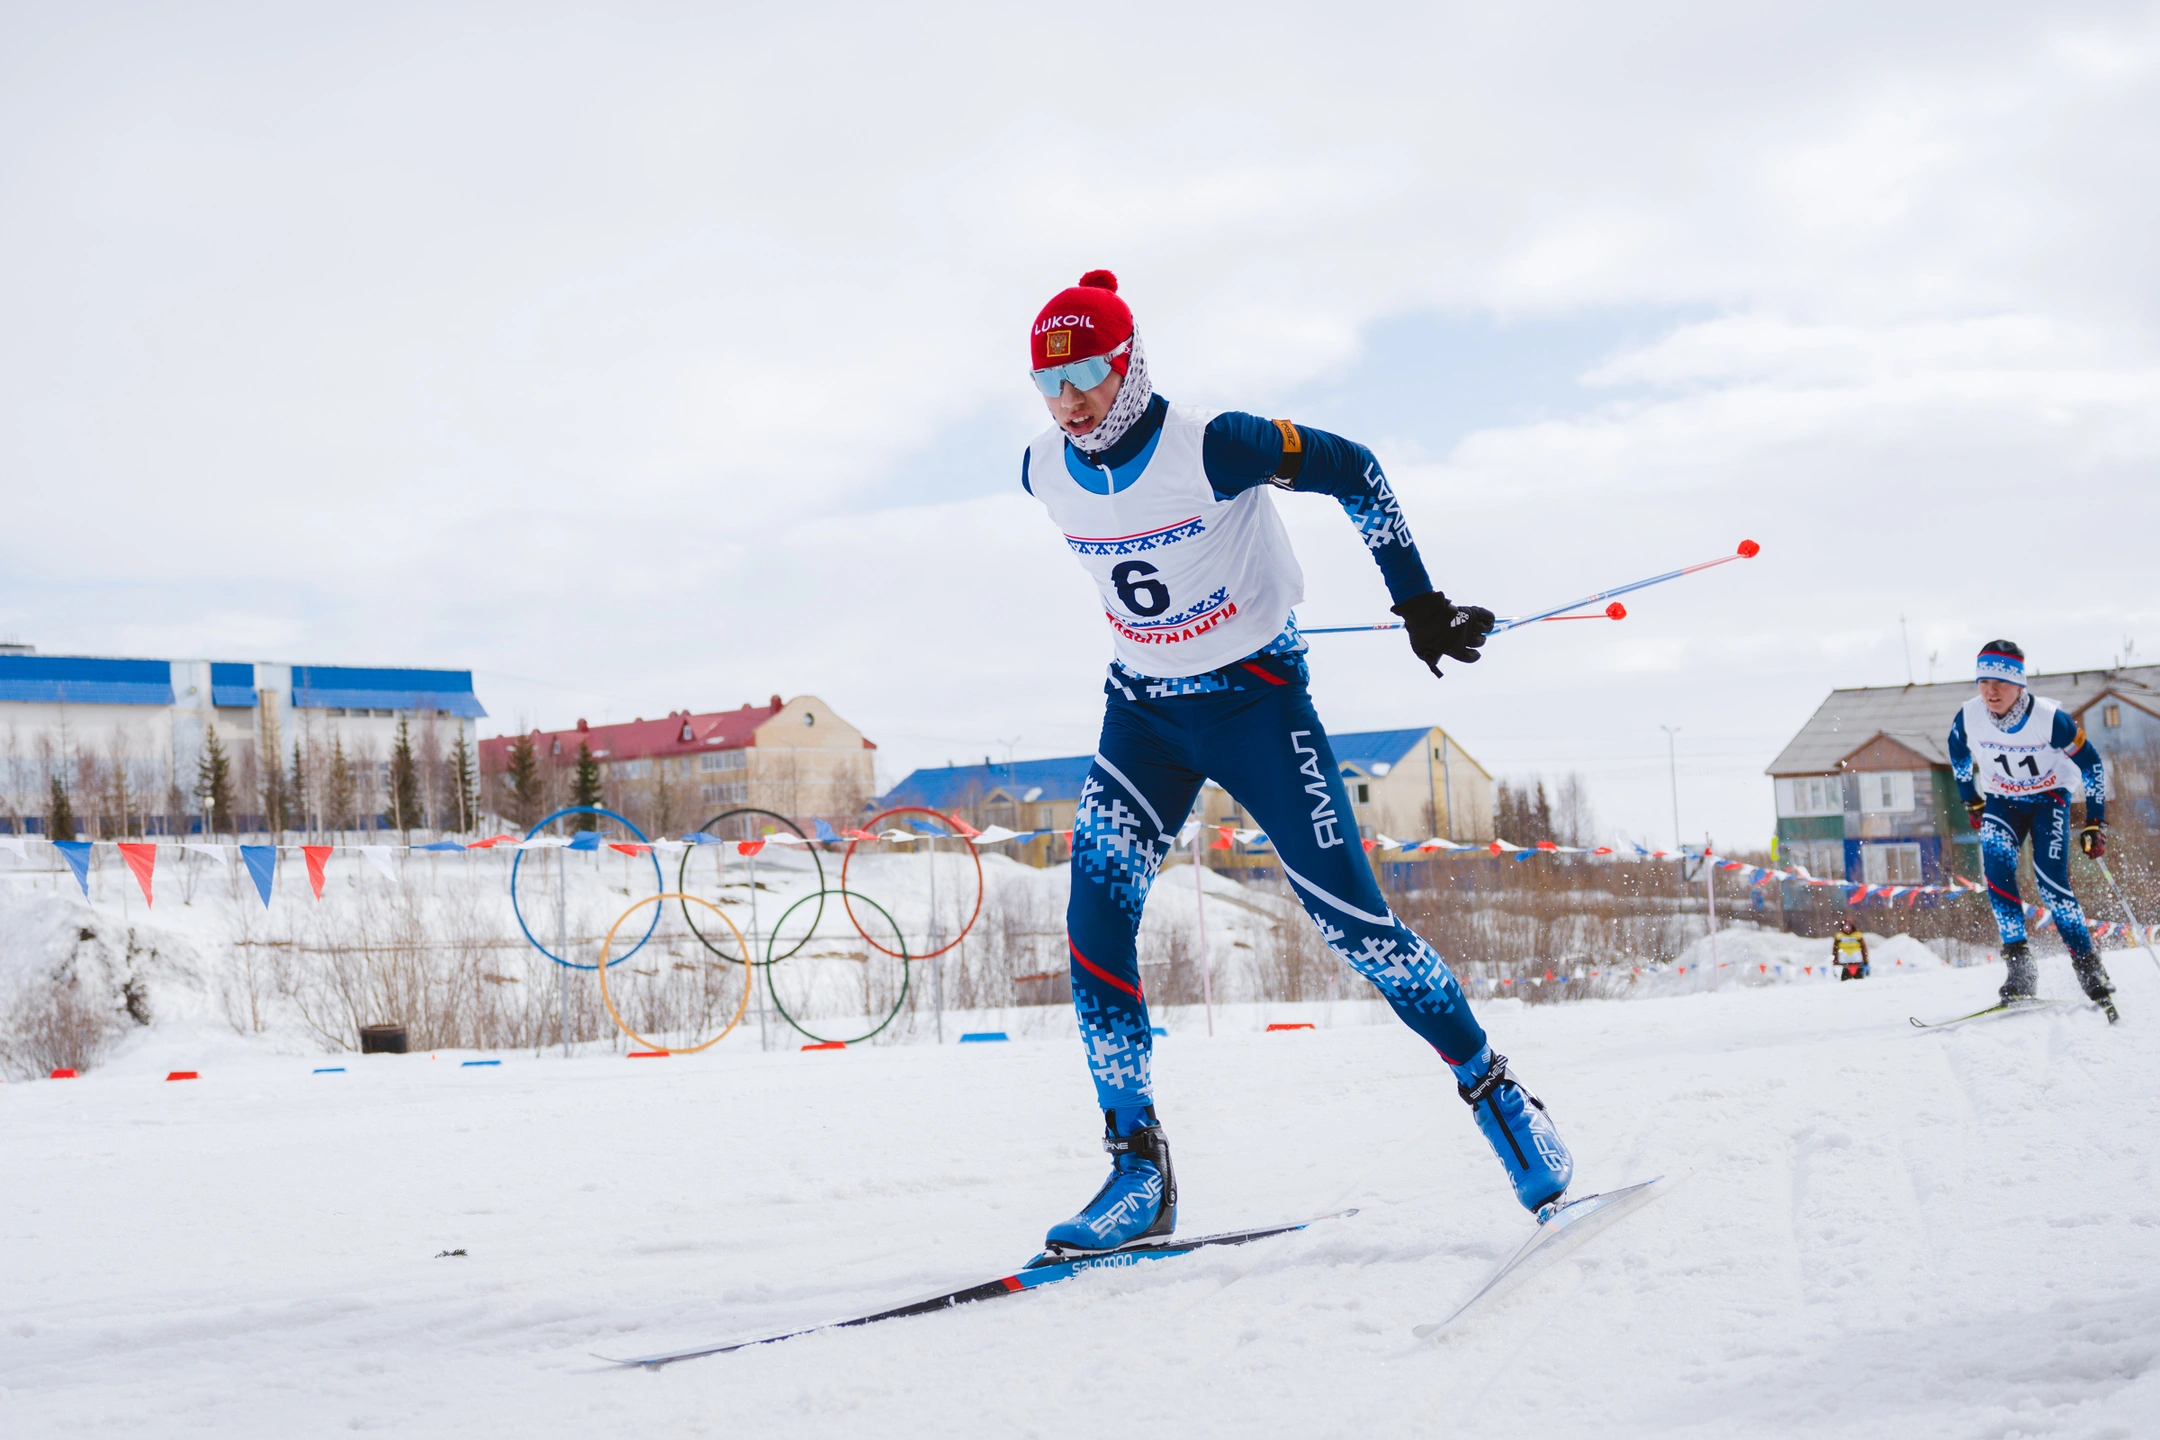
[2,1,2157,845]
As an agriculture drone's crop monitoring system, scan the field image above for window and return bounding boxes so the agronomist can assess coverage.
[1354,783,1370,804]
[1857,772,1915,814]
[1787,839,1845,879]
[1777,776,1843,817]
[1862,843,1923,885]
[700,782,747,804]
[2103,704,2121,729]
[699,750,747,773]
[613,759,652,780]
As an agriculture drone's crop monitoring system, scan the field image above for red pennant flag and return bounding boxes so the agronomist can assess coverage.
[118,843,157,905]
[945,812,982,838]
[303,846,334,899]
[1211,826,1234,850]
[465,834,520,849]
[1361,838,1376,852]
[737,839,766,856]
[608,843,651,857]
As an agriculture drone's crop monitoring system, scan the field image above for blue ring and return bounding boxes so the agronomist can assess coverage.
[510,805,665,969]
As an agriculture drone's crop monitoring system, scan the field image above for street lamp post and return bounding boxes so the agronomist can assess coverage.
[1658,726,1682,851]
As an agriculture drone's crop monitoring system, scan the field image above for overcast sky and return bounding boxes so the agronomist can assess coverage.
[3,2,2156,849]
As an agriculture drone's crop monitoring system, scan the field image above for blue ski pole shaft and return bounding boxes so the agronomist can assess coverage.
[1302,539,1761,637]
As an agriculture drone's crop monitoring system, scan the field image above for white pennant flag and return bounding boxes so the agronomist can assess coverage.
[183,843,230,865]
[0,835,27,863]
[360,846,399,883]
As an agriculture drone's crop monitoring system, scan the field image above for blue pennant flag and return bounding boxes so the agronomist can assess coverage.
[680,831,723,845]
[239,845,277,907]
[416,840,465,852]
[54,839,93,896]
[813,818,840,842]
[567,830,603,851]
[908,819,945,835]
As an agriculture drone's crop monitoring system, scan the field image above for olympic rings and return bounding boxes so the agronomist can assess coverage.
[762,888,911,1046]
[597,894,752,1054]
[676,808,825,967]
[510,805,665,969]
[840,806,983,961]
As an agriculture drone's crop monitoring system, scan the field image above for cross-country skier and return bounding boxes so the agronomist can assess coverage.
[1832,918,1869,981]
[1020,270,1573,1254]
[1946,639,2117,1019]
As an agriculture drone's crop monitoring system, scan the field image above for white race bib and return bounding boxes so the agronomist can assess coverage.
[1028,405,1302,677]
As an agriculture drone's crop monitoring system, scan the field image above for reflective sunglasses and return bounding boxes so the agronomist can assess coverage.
[1030,339,1130,397]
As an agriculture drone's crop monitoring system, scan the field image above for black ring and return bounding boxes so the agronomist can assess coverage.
[676,808,827,967]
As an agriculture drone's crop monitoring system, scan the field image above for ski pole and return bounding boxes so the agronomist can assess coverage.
[1302,539,1761,636]
[2095,855,2160,975]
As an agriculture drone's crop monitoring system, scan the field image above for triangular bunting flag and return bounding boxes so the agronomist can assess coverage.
[360,846,398,882]
[54,839,94,895]
[814,818,841,842]
[0,835,27,863]
[566,830,603,852]
[118,843,157,905]
[239,845,277,907]
[303,846,333,898]
[737,839,766,856]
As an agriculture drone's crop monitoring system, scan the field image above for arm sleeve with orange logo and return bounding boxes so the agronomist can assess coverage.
[2051,708,2107,824]
[1201,412,1434,603]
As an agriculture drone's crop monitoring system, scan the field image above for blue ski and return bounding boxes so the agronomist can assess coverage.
[1412,1178,1667,1337]
[596,1209,1355,1367]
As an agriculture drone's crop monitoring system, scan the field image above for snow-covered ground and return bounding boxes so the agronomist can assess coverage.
[5,934,2156,1438]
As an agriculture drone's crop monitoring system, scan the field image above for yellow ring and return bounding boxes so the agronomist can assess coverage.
[596,893,753,1055]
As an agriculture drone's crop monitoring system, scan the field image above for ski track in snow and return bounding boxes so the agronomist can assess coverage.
[4,944,2159,1436]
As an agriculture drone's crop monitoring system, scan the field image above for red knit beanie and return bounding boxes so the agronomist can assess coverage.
[1031,270,1134,373]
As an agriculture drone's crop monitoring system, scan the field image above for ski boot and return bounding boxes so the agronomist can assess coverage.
[1998,941,2038,1004]
[1456,1048,1573,1216]
[1044,1105,1176,1255]
[2072,953,2120,1024]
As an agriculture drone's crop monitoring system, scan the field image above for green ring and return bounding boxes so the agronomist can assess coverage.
[763,888,911,1045]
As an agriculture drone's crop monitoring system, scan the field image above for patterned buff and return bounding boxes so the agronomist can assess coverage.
[1066,332,1153,455]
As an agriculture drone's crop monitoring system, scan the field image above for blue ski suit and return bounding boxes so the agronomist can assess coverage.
[1948,696,2106,957]
[1026,396,1489,1110]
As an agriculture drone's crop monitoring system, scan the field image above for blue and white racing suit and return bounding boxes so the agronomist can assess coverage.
[1025,395,1488,1109]
[1948,693,2107,957]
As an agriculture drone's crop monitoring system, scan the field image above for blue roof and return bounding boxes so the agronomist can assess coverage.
[210,662,257,707]
[0,655,175,706]
[881,755,1098,811]
[291,666,487,718]
[883,732,1435,812]
[1330,727,1431,774]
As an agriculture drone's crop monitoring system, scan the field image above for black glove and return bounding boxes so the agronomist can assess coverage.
[2079,824,2105,859]
[1966,798,1986,830]
[1391,590,1495,679]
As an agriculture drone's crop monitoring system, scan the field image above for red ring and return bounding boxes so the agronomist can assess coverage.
[841,806,983,961]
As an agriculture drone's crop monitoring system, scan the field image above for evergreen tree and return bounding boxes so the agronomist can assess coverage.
[260,746,285,838]
[505,732,542,828]
[571,740,603,829]
[289,739,309,838]
[47,774,75,840]
[194,725,235,837]
[448,728,478,834]
[388,715,424,836]
[324,733,357,835]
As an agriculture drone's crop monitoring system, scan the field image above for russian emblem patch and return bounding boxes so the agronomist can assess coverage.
[1045,329,1073,358]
